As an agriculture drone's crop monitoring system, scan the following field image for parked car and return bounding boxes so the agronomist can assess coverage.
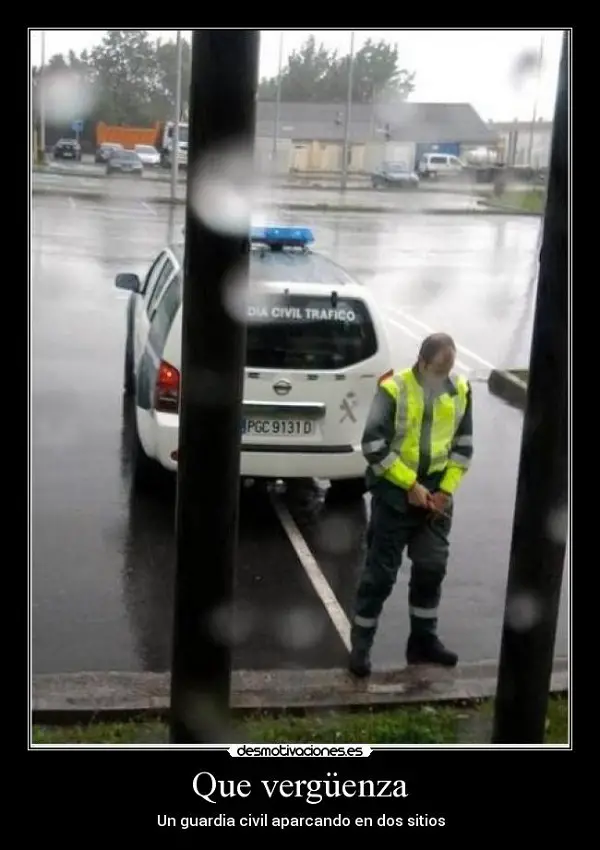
[53,138,82,161]
[134,144,160,167]
[115,224,392,498]
[95,142,123,163]
[417,152,464,179]
[371,161,419,189]
[106,149,144,176]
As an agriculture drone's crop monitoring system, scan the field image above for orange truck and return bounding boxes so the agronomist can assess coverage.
[95,121,161,150]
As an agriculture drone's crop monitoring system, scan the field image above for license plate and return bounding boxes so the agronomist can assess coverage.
[242,418,315,437]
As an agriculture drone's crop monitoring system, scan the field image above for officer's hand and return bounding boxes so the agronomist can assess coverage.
[429,491,450,515]
[408,482,431,508]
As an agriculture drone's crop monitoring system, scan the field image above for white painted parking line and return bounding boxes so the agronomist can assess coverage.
[140,201,157,215]
[270,493,351,652]
[387,317,472,373]
[387,304,495,371]
[68,196,77,209]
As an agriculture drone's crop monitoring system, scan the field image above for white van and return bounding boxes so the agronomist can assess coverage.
[417,152,464,179]
[116,225,392,498]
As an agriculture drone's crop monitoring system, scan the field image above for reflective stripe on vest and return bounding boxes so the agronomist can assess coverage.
[373,368,469,483]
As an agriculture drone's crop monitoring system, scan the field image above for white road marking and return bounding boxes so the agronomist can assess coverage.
[140,201,157,215]
[387,317,472,373]
[68,196,76,209]
[387,304,496,370]
[270,493,351,652]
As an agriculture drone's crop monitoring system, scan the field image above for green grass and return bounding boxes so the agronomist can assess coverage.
[32,694,568,745]
[494,189,546,213]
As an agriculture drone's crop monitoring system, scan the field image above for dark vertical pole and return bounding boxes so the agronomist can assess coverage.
[169,30,259,744]
[492,31,569,744]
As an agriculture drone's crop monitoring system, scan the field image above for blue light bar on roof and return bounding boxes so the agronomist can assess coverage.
[250,225,314,247]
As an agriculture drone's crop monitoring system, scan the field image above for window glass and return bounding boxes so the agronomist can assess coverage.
[148,273,182,356]
[245,294,378,370]
[146,257,175,318]
[142,252,167,297]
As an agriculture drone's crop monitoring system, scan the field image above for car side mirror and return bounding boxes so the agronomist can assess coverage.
[115,272,140,292]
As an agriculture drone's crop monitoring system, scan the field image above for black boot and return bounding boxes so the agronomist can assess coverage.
[348,626,374,678]
[348,645,372,678]
[406,633,458,668]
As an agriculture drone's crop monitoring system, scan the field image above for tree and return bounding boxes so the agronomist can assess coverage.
[87,30,162,126]
[258,36,415,103]
[154,37,192,120]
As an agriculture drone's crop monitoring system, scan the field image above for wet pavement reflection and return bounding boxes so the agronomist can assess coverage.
[31,194,567,674]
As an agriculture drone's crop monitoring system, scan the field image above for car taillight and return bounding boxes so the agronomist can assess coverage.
[155,360,180,413]
[378,369,394,384]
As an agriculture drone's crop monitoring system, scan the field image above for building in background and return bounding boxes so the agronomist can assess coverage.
[255,101,498,175]
[489,119,553,169]
[35,99,500,175]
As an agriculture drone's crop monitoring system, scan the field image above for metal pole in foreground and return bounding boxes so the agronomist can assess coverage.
[169,30,259,744]
[271,31,284,173]
[492,30,568,745]
[340,31,355,192]
[39,30,46,162]
[170,30,183,202]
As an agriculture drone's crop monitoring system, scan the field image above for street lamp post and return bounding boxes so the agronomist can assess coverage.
[271,31,284,175]
[526,36,545,168]
[39,30,46,163]
[340,31,355,192]
[170,30,183,202]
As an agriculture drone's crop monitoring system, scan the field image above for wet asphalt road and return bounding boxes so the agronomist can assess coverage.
[33,168,483,213]
[31,193,568,674]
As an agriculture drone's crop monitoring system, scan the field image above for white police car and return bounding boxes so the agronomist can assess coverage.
[116,225,391,496]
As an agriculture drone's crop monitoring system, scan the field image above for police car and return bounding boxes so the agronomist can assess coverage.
[115,225,391,496]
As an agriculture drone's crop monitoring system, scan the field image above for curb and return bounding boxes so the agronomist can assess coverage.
[488,369,528,409]
[32,187,516,217]
[477,199,542,217]
[31,169,517,197]
[32,658,568,725]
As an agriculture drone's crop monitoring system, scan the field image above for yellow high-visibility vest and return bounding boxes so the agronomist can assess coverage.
[375,367,471,495]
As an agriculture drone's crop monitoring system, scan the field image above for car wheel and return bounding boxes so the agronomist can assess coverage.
[328,477,367,502]
[132,411,162,492]
[123,316,135,397]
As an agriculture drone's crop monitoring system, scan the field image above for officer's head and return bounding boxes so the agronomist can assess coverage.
[416,333,456,389]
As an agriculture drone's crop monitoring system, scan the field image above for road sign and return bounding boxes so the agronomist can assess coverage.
[71,120,84,133]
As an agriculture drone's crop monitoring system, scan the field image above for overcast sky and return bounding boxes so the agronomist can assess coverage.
[29,29,563,122]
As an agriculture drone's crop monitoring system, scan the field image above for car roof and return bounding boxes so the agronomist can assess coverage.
[168,243,371,300]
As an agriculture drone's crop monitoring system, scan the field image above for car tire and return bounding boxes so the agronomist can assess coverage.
[328,477,367,502]
[131,412,162,492]
[123,317,135,397]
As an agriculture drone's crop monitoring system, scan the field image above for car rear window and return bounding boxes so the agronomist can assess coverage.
[245,293,377,370]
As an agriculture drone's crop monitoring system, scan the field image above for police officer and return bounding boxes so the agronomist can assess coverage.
[349,333,474,678]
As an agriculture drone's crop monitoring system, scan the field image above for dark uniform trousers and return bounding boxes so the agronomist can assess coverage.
[352,489,452,651]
